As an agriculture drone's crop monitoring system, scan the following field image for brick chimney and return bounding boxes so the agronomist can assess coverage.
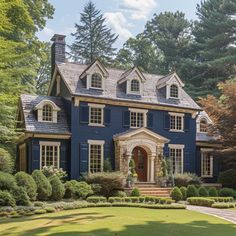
[51,34,66,77]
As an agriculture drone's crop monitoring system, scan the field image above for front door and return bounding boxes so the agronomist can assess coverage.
[132,147,147,182]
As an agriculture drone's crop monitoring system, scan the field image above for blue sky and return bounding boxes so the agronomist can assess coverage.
[38,0,202,49]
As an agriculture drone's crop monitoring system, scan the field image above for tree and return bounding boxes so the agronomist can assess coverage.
[70,1,118,64]
[199,80,236,169]
[189,0,236,97]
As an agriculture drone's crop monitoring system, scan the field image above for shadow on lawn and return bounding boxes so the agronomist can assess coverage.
[1,211,236,236]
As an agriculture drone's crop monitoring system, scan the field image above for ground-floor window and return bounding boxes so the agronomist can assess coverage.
[201,150,213,177]
[40,141,60,169]
[169,144,184,174]
[19,144,27,171]
[88,140,104,173]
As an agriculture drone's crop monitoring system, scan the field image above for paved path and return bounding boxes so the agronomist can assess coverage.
[187,205,236,224]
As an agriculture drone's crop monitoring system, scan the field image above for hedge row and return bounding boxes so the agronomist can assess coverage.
[211,203,235,209]
[187,197,215,207]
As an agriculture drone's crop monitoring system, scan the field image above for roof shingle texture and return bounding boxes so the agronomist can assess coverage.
[57,62,201,110]
[20,94,70,134]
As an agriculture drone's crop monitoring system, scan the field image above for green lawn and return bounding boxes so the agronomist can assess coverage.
[0,207,235,236]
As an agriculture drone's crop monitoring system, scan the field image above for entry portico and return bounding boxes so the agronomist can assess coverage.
[113,127,169,183]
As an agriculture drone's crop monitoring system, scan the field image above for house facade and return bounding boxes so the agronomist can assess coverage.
[16,34,220,183]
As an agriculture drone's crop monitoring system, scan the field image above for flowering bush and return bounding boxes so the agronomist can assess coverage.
[41,166,67,181]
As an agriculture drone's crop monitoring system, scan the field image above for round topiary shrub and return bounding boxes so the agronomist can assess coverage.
[15,172,37,201]
[170,187,183,202]
[180,186,187,200]
[130,187,140,197]
[187,185,199,198]
[49,175,65,201]
[0,171,17,191]
[11,186,30,206]
[0,191,16,207]
[32,170,52,201]
[219,188,235,197]
[111,190,127,197]
[218,169,236,189]
[198,186,209,197]
[0,148,13,173]
[208,187,218,197]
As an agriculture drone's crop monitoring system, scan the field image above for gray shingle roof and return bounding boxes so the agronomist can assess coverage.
[57,62,201,111]
[20,94,70,135]
[196,133,218,142]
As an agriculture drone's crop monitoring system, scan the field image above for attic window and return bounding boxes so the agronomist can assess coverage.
[91,73,102,89]
[42,104,53,122]
[170,84,179,98]
[200,118,208,133]
[130,79,140,93]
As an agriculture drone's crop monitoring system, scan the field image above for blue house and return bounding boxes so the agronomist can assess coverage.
[16,34,220,184]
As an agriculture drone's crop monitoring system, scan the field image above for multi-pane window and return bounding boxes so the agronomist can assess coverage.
[201,152,213,177]
[89,144,103,173]
[170,115,183,131]
[170,148,183,174]
[42,104,53,122]
[200,118,208,132]
[130,79,140,93]
[91,73,102,89]
[130,112,144,128]
[170,84,179,98]
[40,143,59,168]
[89,107,103,125]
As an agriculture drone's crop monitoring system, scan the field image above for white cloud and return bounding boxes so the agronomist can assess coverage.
[104,12,133,41]
[41,27,55,37]
[119,0,157,20]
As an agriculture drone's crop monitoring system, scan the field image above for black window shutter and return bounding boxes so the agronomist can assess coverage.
[104,108,111,126]
[123,111,130,128]
[80,105,89,124]
[147,112,153,128]
[164,113,170,130]
[80,143,88,172]
[184,115,190,131]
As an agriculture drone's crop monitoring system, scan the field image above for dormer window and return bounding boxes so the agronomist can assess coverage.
[91,73,102,89]
[130,79,140,93]
[170,84,179,98]
[42,104,53,122]
[200,118,208,133]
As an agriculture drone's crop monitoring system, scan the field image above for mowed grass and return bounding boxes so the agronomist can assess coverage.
[0,207,235,236]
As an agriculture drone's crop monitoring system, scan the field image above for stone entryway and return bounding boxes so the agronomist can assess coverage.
[113,127,169,183]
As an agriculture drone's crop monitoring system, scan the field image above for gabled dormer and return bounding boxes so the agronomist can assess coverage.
[118,67,146,95]
[156,72,184,99]
[80,59,109,90]
[196,111,213,133]
[34,99,61,123]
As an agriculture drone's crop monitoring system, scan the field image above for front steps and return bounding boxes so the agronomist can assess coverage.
[134,182,172,197]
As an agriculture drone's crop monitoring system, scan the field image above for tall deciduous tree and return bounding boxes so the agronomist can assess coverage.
[70,1,118,64]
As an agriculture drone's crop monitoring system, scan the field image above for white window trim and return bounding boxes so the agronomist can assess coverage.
[197,117,208,133]
[127,78,142,95]
[87,72,105,90]
[168,144,184,174]
[169,83,180,99]
[168,112,184,132]
[129,108,148,128]
[88,140,105,173]
[88,103,105,127]
[39,141,60,170]
[201,148,213,178]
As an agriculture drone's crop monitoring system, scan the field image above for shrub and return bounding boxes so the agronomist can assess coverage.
[11,186,30,206]
[111,190,127,197]
[208,187,218,197]
[219,188,235,197]
[131,188,140,197]
[180,187,187,200]
[34,209,46,214]
[86,196,106,203]
[187,185,199,198]
[0,191,16,207]
[41,166,67,181]
[0,148,13,173]
[90,183,101,195]
[32,170,52,201]
[0,171,17,191]
[34,201,44,207]
[15,172,37,200]
[198,186,209,197]
[64,180,93,199]
[187,197,214,207]
[49,175,65,201]
[170,187,183,202]
[45,207,56,213]
[86,172,125,197]
[218,169,236,189]
[211,203,235,209]
[174,173,202,187]
[108,197,123,203]
[208,197,233,202]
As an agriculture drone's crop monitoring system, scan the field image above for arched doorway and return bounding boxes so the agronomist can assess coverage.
[132,147,148,182]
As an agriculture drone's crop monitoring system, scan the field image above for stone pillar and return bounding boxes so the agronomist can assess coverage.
[150,155,155,182]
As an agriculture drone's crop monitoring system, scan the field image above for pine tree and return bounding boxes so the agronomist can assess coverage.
[70,1,118,64]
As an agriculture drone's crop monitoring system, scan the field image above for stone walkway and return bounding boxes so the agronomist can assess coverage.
[187,205,236,224]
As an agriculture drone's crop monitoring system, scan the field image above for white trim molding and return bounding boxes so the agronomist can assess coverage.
[88,103,105,127]
[168,112,184,132]
[127,77,142,95]
[129,108,148,128]
[168,144,185,149]
[201,148,213,178]
[168,144,184,174]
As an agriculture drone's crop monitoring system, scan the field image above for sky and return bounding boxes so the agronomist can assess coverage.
[38,0,202,49]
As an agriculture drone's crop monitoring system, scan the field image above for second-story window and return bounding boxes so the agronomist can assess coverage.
[170,84,179,98]
[200,118,208,132]
[130,79,140,93]
[89,104,105,126]
[129,108,147,128]
[169,113,184,131]
[42,104,53,122]
[91,73,102,89]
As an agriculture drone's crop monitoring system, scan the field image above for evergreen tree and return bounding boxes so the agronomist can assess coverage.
[70,1,118,64]
[189,0,236,97]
